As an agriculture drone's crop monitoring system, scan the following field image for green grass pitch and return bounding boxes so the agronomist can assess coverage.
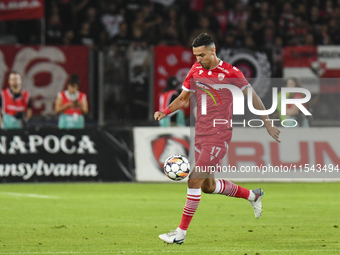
[0,182,339,255]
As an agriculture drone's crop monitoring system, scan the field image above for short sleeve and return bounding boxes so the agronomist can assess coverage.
[81,93,87,102]
[182,65,196,92]
[229,66,251,90]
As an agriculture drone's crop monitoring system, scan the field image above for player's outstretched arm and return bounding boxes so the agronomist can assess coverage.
[154,90,191,121]
[243,87,281,143]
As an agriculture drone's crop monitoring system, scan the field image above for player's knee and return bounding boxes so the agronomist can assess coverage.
[201,183,215,194]
[187,177,203,189]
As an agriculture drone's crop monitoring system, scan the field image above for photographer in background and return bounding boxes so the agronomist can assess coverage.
[159,76,187,127]
[55,74,88,129]
[0,71,32,129]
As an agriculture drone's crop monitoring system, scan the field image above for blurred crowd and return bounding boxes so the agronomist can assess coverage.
[1,0,340,50]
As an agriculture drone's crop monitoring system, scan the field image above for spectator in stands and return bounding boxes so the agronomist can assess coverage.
[83,7,105,46]
[101,3,124,39]
[296,4,307,21]
[56,0,73,30]
[160,8,181,45]
[72,0,100,29]
[222,32,236,48]
[291,17,308,45]
[228,2,248,28]
[305,33,315,46]
[202,4,221,38]
[272,37,284,77]
[234,20,248,47]
[263,28,275,48]
[328,18,340,44]
[213,0,229,37]
[319,24,331,45]
[142,5,164,45]
[0,71,32,129]
[55,74,88,129]
[279,3,295,41]
[187,16,217,47]
[63,30,74,45]
[251,1,270,23]
[244,35,255,49]
[309,6,323,29]
[248,21,262,47]
[74,22,96,48]
[334,6,340,22]
[320,0,335,20]
[46,14,63,45]
[111,22,130,49]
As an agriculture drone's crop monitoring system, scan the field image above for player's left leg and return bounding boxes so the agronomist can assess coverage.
[159,141,211,244]
[158,168,208,244]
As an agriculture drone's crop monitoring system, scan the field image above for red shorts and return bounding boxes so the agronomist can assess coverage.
[194,130,232,167]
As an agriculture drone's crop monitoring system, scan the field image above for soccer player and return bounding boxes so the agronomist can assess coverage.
[154,33,281,244]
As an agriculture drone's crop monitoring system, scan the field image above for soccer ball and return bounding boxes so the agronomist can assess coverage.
[164,154,190,181]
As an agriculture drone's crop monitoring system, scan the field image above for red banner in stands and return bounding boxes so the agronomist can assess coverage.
[283,46,340,93]
[283,46,317,67]
[0,0,44,21]
[153,46,196,113]
[0,45,90,116]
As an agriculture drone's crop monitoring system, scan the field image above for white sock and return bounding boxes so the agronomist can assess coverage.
[212,179,221,194]
[177,227,187,234]
[247,191,255,201]
[187,188,201,195]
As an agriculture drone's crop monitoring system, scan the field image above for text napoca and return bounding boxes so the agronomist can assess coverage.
[0,135,97,155]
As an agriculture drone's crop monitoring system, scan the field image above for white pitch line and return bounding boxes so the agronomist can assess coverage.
[0,249,338,254]
[0,192,59,199]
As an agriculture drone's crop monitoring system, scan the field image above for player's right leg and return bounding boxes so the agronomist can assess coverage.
[202,178,264,218]
[197,132,264,219]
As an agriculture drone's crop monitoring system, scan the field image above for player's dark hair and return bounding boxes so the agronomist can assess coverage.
[191,33,215,48]
[69,74,80,86]
[8,71,22,78]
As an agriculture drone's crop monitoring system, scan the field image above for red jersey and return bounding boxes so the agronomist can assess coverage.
[182,60,250,136]
[58,90,86,115]
[1,88,30,116]
[159,90,178,111]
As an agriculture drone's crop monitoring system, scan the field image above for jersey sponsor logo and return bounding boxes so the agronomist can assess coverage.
[199,70,203,75]
[7,105,26,111]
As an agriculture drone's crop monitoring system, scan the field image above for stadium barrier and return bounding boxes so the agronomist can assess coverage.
[2,127,339,182]
[0,127,134,182]
[134,127,340,182]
